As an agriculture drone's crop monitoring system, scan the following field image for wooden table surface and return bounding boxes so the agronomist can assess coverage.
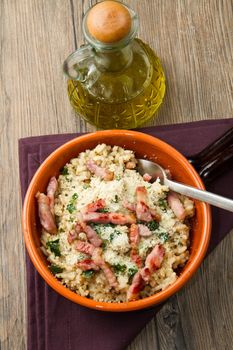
[0,0,232,349]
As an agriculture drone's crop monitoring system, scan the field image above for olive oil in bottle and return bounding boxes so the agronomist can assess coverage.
[64,1,165,129]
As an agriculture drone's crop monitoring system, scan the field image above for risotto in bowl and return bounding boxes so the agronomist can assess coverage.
[23,130,211,311]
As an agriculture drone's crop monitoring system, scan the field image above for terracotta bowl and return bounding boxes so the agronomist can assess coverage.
[22,130,211,312]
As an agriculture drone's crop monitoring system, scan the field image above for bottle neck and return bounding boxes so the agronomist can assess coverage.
[82,2,138,73]
[94,44,133,72]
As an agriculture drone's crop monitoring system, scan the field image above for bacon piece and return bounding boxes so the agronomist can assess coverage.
[129,224,142,268]
[136,186,153,222]
[86,160,114,181]
[109,212,136,225]
[36,192,57,234]
[75,241,95,255]
[138,224,152,237]
[136,186,148,205]
[129,224,140,248]
[80,223,102,247]
[77,259,100,271]
[127,272,145,301]
[68,223,87,244]
[167,191,185,220]
[125,161,136,169]
[140,267,151,282]
[127,245,165,301]
[92,248,118,288]
[141,245,165,282]
[143,173,152,182]
[150,208,161,222]
[74,223,82,233]
[85,199,106,213]
[131,249,142,268]
[123,201,136,212]
[135,186,161,222]
[67,230,78,244]
[82,212,136,225]
[46,177,58,215]
[82,212,110,223]
[145,245,164,272]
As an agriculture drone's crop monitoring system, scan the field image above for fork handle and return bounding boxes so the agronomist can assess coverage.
[199,144,233,184]
[166,178,233,212]
[188,126,233,170]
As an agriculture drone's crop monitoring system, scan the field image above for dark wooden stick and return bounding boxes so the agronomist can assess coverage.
[188,127,233,170]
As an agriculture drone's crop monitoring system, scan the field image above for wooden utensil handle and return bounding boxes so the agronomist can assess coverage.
[188,127,233,170]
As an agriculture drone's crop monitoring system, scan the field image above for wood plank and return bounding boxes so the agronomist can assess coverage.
[0,1,77,349]
[0,0,232,349]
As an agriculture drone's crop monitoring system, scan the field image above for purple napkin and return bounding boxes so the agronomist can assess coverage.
[19,119,233,350]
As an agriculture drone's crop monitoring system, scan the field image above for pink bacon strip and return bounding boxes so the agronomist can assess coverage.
[140,245,165,282]
[76,241,95,255]
[109,213,136,225]
[127,272,145,302]
[136,186,160,222]
[76,243,118,288]
[67,230,78,244]
[46,176,58,215]
[77,259,100,271]
[123,201,136,212]
[92,248,118,288]
[143,173,152,182]
[80,222,102,247]
[167,191,185,220]
[136,186,153,222]
[85,199,106,213]
[138,224,152,237]
[127,245,165,301]
[36,192,57,234]
[82,212,136,225]
[129,224,142,268]
[86,160,114,181]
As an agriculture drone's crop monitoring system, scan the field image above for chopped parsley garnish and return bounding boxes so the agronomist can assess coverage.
[82,270,95,278]
[115,230,121,236]
[136,220,159,231]
[115,175,121,181]
[113,195,119,203]
[103,223,115,228]
[128,267,138,278]
[97,208,109,213]
[58,228,65,233]
[158,198,167,210]
[158,232,169,243]
[67,202,76,214]
[72,193,78,200]
[109,233,115,242]
[113,264,127,274]
[47,239,61,257]
[60,166,69,175]
[91,223,114,229]
[102,240,108,251]
[109,230,121,242]
[49,265,63,275]
[89,223,102,235]
[146,221,159,231]
[66,193,78,213]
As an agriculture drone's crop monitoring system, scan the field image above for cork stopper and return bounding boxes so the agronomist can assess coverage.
[86,1,132,43]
